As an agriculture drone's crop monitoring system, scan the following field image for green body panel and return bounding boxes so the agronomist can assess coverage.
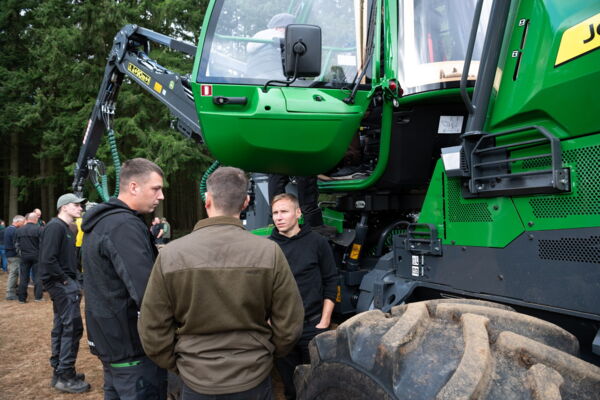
[512,133,600,231]
[418,161,525,248]
[251,226,274,236]
[418,0,600,248]
[414,161,445,238]
[189,83,368,175]
[486,0,600,138]
[322,207,344,233]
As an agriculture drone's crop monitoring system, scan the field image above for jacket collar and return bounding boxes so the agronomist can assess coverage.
[193,216,244,232]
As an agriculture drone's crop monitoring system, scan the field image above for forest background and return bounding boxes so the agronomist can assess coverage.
[1,0,214,232]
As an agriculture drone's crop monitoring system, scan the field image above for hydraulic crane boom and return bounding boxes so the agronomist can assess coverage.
[72,24,202,194]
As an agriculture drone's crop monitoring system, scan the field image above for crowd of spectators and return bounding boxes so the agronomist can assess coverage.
[3,158,336,400]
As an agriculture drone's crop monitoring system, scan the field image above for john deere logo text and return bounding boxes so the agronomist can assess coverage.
[127,63,151,85]
[555,12,600,66]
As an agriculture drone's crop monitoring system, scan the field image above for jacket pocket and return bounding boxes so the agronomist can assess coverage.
[86,304,143,361]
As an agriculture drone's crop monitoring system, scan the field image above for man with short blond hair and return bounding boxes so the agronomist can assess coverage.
[139,166,304,399]
[82,157,167,400]
[270,193,338,400]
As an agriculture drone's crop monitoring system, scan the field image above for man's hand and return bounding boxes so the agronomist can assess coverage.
[315,299,335,329]
[315,318,330,329]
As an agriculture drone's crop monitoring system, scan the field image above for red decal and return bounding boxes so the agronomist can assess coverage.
[201,85,213,96]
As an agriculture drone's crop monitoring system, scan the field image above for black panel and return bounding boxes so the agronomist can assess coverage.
[376,102,466,191]
[394,228,600,319]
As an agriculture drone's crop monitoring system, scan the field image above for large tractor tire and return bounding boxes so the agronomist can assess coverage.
[295,299,600,400]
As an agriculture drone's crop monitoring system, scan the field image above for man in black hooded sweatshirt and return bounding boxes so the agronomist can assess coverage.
[81,158,167,400]
[269,193,338,400]
[39,193,90,393]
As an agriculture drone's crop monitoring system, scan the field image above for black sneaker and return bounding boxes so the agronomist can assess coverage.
[54,375,90,393]
[51,371,86,388]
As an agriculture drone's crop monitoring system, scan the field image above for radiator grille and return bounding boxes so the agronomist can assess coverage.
[539,236,600,264]
[526,145,600,218]
[447,178,492,222]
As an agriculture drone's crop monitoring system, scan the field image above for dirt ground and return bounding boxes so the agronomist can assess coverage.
[0,271,285,400]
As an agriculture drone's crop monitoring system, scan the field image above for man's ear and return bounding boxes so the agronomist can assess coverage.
[129,181,138,195]
[242,195,250,211]
[204,192,213,210]
[295,206,302,219]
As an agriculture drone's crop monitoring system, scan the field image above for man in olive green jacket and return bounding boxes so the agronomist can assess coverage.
[139,167,304,398]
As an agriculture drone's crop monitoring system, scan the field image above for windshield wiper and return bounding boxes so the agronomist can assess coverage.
[344,0,377,104]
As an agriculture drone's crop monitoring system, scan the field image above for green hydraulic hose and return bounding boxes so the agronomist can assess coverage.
[93,181,110,202]
[108,129,121,198]
[199,160,221,202]
[92,129,121,202]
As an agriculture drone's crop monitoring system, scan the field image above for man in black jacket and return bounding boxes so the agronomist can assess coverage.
[39,193,90,393]
[269,193,338,400]
[15,212,43,302]
[82,158,167,400]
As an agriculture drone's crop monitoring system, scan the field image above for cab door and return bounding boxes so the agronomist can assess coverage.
[191,0,373,175]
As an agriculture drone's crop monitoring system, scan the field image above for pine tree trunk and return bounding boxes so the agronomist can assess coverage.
[2,154,9,219]
[8,131,19,219]
[47,158,55,218]
[155,200,164,219]
[40,157,48,219]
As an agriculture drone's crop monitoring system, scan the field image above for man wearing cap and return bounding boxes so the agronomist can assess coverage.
[246,12,296,79]
[39,193,90,393]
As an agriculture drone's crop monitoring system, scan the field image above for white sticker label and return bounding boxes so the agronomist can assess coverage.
[411,266,421,277]
[337,54,356,66]
[438,115,464,134]
[412,255,420,266]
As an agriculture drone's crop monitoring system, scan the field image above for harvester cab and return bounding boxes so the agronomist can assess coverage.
[190,0,488,186]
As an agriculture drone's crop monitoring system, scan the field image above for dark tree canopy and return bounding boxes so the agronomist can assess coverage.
[0,0,212,231]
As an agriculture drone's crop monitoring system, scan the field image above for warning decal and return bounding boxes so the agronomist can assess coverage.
[201,85,213,96]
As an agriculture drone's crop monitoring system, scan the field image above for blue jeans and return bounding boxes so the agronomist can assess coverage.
[0,245,7,271]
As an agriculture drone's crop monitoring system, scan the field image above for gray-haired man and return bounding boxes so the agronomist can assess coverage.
[4,214,25,300]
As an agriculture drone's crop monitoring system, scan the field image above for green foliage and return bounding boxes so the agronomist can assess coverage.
[0,0,213,201]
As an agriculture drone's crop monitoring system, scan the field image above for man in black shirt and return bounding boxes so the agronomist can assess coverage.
[15,212,43,302]
[269,193,338,400]
[39,193,90,393]
[150,216,164,245]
